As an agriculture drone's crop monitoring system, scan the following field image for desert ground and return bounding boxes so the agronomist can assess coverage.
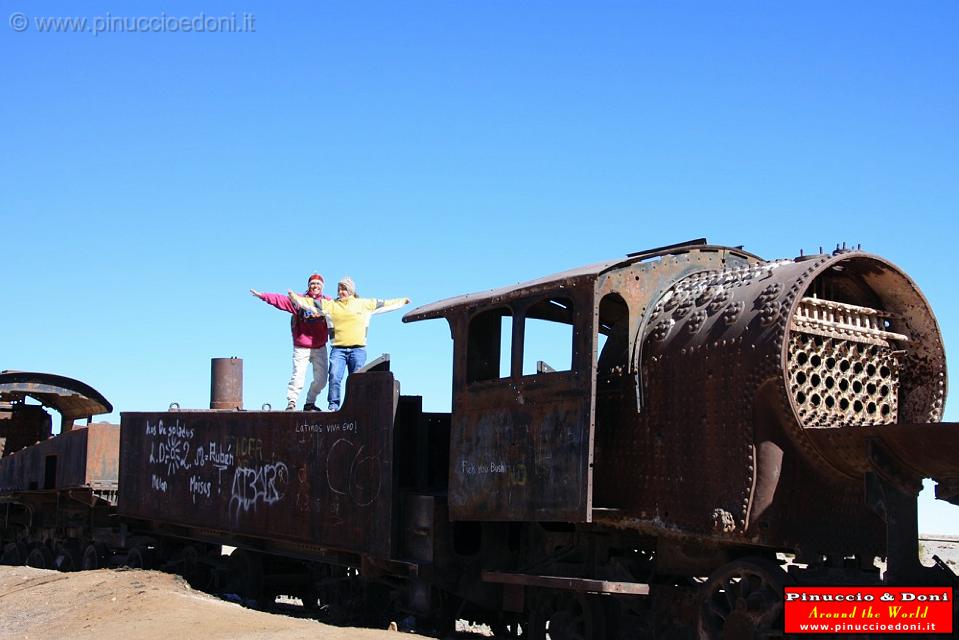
[0,566,429,640]
[2,538,957,639]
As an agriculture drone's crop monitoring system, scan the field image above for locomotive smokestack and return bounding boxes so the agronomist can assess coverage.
[210,357,243,410]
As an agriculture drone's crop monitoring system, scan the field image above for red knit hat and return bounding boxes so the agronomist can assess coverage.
[308,273,324,286]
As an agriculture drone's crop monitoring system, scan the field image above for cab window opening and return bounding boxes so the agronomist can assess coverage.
[466,307,513,383]
[597,293,629,376]
[522,297,574,376]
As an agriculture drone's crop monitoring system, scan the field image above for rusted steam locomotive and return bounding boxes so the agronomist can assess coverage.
[2,239,957,639]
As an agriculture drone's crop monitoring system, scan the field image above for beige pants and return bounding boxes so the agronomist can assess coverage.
[287,346,329,405]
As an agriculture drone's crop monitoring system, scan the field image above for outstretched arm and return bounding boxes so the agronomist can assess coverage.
[253,290,296,313]
[288,289,325,316]
[288,289,307,309]
[370,297,411,315]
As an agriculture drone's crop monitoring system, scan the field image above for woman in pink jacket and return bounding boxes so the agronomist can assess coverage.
[250,273,330,411]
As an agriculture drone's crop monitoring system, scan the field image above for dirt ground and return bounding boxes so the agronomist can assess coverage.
[3,540,957,639]
[0,566,424,640]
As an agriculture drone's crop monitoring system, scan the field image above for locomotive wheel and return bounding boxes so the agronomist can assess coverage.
[696,557,790,640]
[1,542,29,566]
[54,543,83,572]
[82,543,109,570]
[126,545,155,569]
[529,590,605,640]
[225,549,265,605]
[26,545,55,570]
[297,587,321,611]
[308,563,362,624]
[173,544,212,588]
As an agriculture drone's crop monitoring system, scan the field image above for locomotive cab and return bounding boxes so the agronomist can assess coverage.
[408,279,595,522]
[403,241,762,524]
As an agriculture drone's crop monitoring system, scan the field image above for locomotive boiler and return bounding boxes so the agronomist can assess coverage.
[1,239,957,640]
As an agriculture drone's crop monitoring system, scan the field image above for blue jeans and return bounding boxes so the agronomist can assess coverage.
[327,346,367,411]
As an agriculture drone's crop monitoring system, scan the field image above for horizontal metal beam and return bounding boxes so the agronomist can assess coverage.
[481,570,650,596]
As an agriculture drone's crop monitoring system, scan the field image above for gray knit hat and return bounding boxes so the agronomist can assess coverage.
[338,276,356,295]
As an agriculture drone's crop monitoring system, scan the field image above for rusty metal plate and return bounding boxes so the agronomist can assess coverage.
[450,374,592,521]
[0,423,119,493]
[84,422,121,489]
[804,422,959,484]
[0,405,52,457]
[593,250,768,536]
[118,371,398,558]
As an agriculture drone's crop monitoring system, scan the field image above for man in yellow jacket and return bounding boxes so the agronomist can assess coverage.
[289,276,409,411]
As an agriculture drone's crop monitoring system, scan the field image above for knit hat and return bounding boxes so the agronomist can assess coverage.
[338,276,356,295]
[308,273,324,286]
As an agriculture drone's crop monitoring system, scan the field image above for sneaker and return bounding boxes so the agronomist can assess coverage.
[286,400,296,411]
[303,402,317,411]
[328,404,338,412]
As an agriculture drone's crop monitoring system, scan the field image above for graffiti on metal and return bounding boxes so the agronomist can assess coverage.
[119,371,397,556]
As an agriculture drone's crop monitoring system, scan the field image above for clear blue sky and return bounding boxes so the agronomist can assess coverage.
[2,2,957,531]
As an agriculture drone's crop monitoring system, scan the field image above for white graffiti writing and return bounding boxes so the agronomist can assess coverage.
[189,475,212,503]
[296,420,358,435]
[461,460,509,475]
[151,473,168,493]
[229,462,289,517]
[145,419,195,440]
[149,435,192,476]
[326,439,381,507]
[460,460,526,485]
[193,441,235,468]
